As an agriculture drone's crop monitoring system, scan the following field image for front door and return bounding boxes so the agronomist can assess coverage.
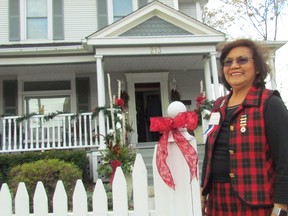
[135,83,162,142]
[125,72,169,145]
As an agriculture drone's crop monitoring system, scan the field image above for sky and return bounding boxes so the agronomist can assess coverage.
[206,0,288,106]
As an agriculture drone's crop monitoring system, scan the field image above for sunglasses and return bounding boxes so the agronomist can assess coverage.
[223,56,254,67]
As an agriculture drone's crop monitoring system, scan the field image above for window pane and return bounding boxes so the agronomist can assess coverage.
[24,96,71,114]
[27,0,47,39]
[27,0,47,17]
[24,81,71,91]
[113,0,132,21]
[27,18,47,39]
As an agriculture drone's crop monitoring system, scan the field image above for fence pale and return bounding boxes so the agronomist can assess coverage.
[0,183,12,216]
[15,182,29,216]
[112,168,128,216]
[93,179,108,215]
[53,181,68,216]
[34,181,48,216]
[133,154,149,216]
[73,179,88,216]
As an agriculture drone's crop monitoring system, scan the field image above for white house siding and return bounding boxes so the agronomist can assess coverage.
[64,0,97,42]
[169,70,204,110]
[179,3,197,20]
[0,0,9,43]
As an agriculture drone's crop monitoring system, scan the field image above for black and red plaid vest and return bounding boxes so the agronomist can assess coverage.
[201,87,277,206]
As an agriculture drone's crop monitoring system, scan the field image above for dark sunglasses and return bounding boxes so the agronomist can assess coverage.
[223,56,254,67]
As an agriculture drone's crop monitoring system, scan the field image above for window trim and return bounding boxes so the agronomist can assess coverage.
[20,0,53,40]
[107,0,137,25]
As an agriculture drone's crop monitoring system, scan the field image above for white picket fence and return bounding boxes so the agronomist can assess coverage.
[0,141,202,216]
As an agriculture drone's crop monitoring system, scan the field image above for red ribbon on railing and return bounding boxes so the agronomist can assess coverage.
[150,111,198,189]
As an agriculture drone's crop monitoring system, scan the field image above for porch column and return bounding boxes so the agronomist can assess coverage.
[269,54,277,90]
[210,52,220,99]
[95,55,106,149]
[203,57,213,100]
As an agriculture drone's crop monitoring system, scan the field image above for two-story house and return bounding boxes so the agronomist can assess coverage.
[0,0,284,153]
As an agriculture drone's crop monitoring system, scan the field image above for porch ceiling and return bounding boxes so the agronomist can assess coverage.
[0,55,205,76]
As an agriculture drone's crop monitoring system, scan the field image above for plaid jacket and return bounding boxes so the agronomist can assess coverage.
[201,87,277,206]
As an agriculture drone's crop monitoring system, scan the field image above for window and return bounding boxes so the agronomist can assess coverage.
[26,0,48,39]
[24,96,71,114]
[97,0,148,28]
[113,0,132,21]
[23,80,71,114]
[9,0,63,41]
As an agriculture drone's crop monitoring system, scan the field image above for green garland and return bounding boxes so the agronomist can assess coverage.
[2,105,124,124]
[16,112,38,123]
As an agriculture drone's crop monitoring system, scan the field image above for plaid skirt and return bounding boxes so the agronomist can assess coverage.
[206,182,273,216]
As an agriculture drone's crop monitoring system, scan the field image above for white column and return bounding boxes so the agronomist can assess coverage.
[203,57,213,100]
[269,54,277,90]
[210,52,220,99]
[95,55,106,149]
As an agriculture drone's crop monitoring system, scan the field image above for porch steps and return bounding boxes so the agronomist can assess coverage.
[136,143,205,186]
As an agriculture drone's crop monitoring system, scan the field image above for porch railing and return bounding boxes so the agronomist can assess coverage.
[0,113,101,153]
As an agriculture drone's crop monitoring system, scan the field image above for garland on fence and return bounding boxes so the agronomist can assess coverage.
[4,104,124,124]
[16,112,38,123]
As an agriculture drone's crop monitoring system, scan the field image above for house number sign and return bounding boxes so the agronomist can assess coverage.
[150,47,161,54]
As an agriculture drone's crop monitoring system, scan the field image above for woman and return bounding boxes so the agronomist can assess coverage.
[201,39,288,216]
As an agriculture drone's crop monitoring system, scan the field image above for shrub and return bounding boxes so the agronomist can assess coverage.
[0,150,89,186]
[8,159,82,212]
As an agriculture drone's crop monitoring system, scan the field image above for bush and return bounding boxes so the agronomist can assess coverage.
[8,159,82,212]
[0,150,89,185]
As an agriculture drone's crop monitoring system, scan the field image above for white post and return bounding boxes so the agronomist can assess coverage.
[210,52,220,99]
[153,132,201,216]
[269,54,277,90]
[203,57,213,100]
[95,55,106,149]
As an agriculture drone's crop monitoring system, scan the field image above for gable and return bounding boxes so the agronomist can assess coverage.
[120,16,193,36]
[87,1,223,39]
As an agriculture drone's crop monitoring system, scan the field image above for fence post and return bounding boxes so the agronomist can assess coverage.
[153,133,202,216]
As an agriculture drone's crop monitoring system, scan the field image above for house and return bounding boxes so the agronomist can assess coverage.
[0,0,285,154]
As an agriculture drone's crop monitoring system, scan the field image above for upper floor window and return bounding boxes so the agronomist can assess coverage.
[113,0,132,21]
[9,0,63,41]
[26,0,48,39]
[97,0,148,28]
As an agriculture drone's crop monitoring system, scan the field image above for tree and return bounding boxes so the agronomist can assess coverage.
[202,6,235,34]
[203,0,288,40]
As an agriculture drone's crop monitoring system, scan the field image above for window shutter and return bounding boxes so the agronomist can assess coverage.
[3,80,18,115]
[9,0,20,41]
[138,0,148,8]
[52,0,64,40]
[76,78,90,113]
[97,0,108,29]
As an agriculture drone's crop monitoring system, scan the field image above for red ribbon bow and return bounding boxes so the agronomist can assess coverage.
[150,111,198,189]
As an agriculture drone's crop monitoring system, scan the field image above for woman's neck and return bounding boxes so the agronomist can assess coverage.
[228,87,251,107]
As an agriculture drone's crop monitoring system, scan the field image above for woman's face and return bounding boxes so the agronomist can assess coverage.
[223,46,256,91]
